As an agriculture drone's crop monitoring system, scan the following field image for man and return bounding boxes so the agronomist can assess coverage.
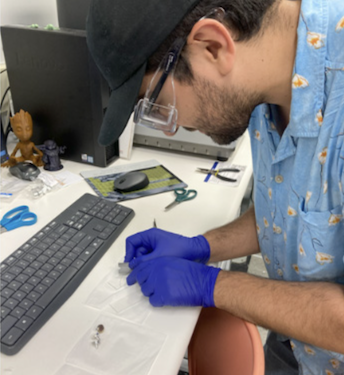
[87,0,344,373]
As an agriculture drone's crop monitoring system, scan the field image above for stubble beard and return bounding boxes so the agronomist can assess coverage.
[193,77,263,145]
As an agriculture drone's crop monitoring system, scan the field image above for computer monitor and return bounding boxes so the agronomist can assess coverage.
[56,0,91,30]
[1,24,118,167]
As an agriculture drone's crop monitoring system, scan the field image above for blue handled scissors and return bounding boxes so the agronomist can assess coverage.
[165,188,197,211]
[0,205,37,234]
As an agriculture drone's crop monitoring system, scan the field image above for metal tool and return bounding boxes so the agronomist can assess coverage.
[197,167,241,182]
[165,188,197,211]
[118,262,131,275]
[0,205,37,234]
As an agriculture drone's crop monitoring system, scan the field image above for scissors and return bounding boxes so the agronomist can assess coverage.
[197,167,241,182]
[0,205,37,234]
[165,188,197,211]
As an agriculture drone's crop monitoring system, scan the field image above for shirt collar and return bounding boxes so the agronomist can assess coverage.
[287,0,327,138]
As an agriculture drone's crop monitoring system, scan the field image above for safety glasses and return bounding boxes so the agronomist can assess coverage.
[134,37,185,133]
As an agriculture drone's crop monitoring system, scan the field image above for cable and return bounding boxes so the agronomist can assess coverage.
[0,69,7,74]
[0,86,11,109]
[0,86,13,144]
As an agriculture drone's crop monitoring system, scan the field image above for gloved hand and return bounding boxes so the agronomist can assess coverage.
[127,257,221,307]
[125,228,210,268]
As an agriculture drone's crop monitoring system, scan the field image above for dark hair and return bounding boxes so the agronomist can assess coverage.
[147,0,279,83]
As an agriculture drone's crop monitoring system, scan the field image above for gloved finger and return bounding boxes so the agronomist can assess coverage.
[136,246,151,257]
[126,268,138,286]
[125,231,154,262]
[136,266,150,285]
[140,280,154,297]
[149,293,164,307]
[129,251,158,269]
[127,260,151,286]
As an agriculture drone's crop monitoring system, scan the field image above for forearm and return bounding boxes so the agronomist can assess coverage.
[214,271,344,353]
[203,205,260,262]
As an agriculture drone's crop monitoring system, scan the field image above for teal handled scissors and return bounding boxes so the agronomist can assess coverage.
[0,205,37,234]
[165,188,197,211]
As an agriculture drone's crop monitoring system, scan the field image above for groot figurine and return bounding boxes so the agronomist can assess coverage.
[1,110,43,167]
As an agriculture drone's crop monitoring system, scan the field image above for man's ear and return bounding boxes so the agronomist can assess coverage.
[186,19,235,76]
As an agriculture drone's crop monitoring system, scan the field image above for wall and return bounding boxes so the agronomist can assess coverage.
[0,0,58,64]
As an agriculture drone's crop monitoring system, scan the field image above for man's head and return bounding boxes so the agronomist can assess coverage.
[87,0,281,146]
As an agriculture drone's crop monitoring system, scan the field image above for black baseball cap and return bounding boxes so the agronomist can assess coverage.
[86,0,201,147]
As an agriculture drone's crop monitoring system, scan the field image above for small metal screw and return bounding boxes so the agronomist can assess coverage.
[92,324,105,349]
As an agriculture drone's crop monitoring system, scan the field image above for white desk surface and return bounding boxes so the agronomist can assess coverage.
[0,132,252,375]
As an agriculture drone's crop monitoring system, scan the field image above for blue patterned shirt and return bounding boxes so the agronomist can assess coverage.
[248,0,344,373]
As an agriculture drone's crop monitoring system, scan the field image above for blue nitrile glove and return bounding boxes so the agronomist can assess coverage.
[125,228,210,268]
[127,257,221,307]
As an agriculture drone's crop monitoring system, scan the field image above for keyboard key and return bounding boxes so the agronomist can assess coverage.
[1,280,8,289]
[27,277,41,287]
[35,270,48,279]
[78,235,95,249]
[26,306,43,320]
[0,264,8,273]
[71,259,85,270]
[2,327,23,346]
[42,237,54,246]
[1,316,18,338]
[29,261,42,270]
[19,299,34,310]
[78,247,97,262]
[2,273,16,283]
[22,267,36,277]
[13,249,26,258]
[19,283,34,294]
[47,271,60,280]
[16,260,30,269]
[8,266,23,276]
[10,307,26,319]
[1,288,14,299]
[30,248,43,257]
[15,316,34,332]
[36,267,77,308]
[41,277,54,287]
[48,257,59,266]
[8,281,22,291]
[55,264,67,273]
[4,256,17,267]
[27,292,40,303]
[1,306,11,320]
[4,298,19,309]
[41,263,54,272]
[12,290,27,302]
[15,274,29,284]
[34,284,48,294]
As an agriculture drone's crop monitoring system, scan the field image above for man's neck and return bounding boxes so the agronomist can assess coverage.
[233,0,301,113]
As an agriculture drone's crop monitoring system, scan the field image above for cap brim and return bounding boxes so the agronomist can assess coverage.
[98,63,146,147]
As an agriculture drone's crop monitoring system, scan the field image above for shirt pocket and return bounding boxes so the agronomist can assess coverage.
[297,200,344,282]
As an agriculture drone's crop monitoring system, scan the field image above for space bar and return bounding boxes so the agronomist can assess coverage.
[36,267,78,308]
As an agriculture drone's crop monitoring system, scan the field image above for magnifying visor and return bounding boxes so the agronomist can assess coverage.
[134,38,185,133]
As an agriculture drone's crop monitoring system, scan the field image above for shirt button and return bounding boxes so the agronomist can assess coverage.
[275,175,284,183]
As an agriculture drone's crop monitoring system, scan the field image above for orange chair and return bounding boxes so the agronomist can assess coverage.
[188,307,265,375]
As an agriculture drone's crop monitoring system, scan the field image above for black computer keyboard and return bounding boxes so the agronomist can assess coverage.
[0,193,135,355]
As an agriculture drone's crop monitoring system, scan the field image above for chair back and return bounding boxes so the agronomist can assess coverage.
[188,307,265,375]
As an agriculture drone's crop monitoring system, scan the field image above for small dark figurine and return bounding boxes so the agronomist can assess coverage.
[41,140,66,171]
[1,110,43,167]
